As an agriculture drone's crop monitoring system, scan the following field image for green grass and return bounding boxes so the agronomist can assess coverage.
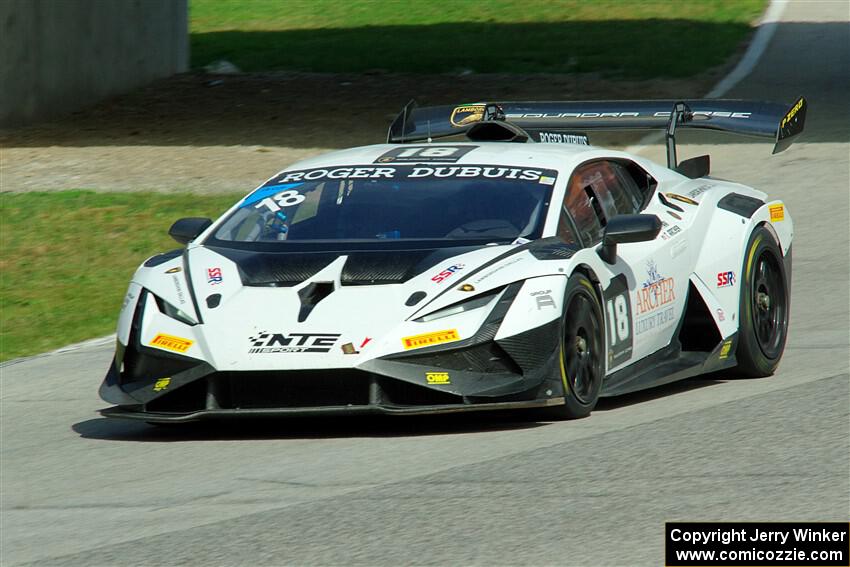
[190,0,768,77]
[0,191,242,362]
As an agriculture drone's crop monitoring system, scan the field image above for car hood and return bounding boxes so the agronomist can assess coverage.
[175,243,539,370]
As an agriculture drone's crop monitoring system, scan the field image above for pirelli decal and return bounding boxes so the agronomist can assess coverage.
[402,329,460,350]
[769,203,785,222]
[150,333,193,353]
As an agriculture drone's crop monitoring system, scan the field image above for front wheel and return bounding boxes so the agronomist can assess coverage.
[542,273,605,419]
[735,225,790,377]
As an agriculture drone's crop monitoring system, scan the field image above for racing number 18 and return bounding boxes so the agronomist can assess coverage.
[606,294,630,346]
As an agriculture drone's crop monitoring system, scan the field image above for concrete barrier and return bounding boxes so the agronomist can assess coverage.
[0,0,188,127]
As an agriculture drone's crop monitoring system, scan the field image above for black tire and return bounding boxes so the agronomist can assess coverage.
[735,225,790,377]
[542,273,605,419]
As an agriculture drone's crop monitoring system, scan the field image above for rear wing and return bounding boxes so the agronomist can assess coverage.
[387,98,807,167]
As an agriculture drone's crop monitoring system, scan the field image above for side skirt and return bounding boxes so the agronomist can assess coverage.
[600,333,738,397]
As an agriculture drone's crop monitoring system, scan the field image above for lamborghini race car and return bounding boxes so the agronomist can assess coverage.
[99,97,805,422]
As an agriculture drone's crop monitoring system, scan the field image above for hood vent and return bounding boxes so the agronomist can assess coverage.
[297,281,335,322]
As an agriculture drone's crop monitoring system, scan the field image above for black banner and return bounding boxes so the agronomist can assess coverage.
[666,522,849,566]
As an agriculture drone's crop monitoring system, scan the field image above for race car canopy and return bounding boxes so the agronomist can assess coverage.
[387,97,807,155]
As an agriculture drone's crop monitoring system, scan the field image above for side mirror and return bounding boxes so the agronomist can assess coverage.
[598,214,662,264]
[168,217,212,246]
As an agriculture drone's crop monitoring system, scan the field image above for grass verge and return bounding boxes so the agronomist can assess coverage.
[0,191,241,362]
[191,0,767,77]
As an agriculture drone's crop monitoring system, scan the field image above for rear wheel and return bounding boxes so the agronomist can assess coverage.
[543,273,604,419]
[735,226,789,377]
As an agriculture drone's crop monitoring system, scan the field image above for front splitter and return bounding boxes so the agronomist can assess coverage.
[100,397,565,422]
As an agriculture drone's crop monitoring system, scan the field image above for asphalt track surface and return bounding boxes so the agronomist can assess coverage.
[2,2,848,565]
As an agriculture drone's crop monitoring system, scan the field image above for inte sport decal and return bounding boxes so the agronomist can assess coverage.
[248,332,341,354]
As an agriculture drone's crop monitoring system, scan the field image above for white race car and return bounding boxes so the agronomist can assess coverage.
[99,97,805,422]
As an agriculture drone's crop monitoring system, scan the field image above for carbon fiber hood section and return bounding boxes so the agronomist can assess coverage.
[207,245,481,286]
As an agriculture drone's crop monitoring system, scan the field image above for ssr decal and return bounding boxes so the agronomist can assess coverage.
[769,204,785,222]
[376,146,476,163]
[717,271,736,287]
[431,264,465,284]
[402,329,460,350]
[634,261,677,336]
[150,333,193,353]
[249,332,341,354]
[450,104,485,127]
[425,371,451,385]
[207,267,223,285]
[603,274,633,367]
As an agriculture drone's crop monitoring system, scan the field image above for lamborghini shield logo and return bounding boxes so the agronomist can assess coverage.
[450,104,485,127]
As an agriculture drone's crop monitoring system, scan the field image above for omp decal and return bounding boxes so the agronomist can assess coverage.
[376,146,477,163]
[150,333,193,353]
[248,332,341,354]
[402,329,460,350]
[603,274,633,366]
[666,193,698,206]
[717,271,736,287]
[450,104,485,127]
[153,377,171,392]
[769,204,785,222]
[165,266,181,274]
[719,339,733,359]
[425,371,451,385]
[431,264,465,284]
[207,267,223,285]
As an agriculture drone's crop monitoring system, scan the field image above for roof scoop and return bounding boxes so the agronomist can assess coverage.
[297,281,335,322]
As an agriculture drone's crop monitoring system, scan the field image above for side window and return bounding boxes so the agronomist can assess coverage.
[563,160,653,246]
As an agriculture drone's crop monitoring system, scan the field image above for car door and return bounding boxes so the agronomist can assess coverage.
[560,159,690,371]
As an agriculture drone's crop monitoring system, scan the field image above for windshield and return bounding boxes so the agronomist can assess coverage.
[208,164,557,248]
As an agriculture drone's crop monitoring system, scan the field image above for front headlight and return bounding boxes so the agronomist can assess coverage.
[415,287,503,323]
[152,293,197,326]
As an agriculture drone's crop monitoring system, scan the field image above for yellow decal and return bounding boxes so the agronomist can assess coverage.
[165,266,182,274]
[780,98,804,129]
[667,193,698,206]
[402,329,460,350]
[719,340,733,359]
[153,377,171,392]
[449,104,485,127]
[150,333,193,353]
[769,204,784,222]
[426,372,451,385]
